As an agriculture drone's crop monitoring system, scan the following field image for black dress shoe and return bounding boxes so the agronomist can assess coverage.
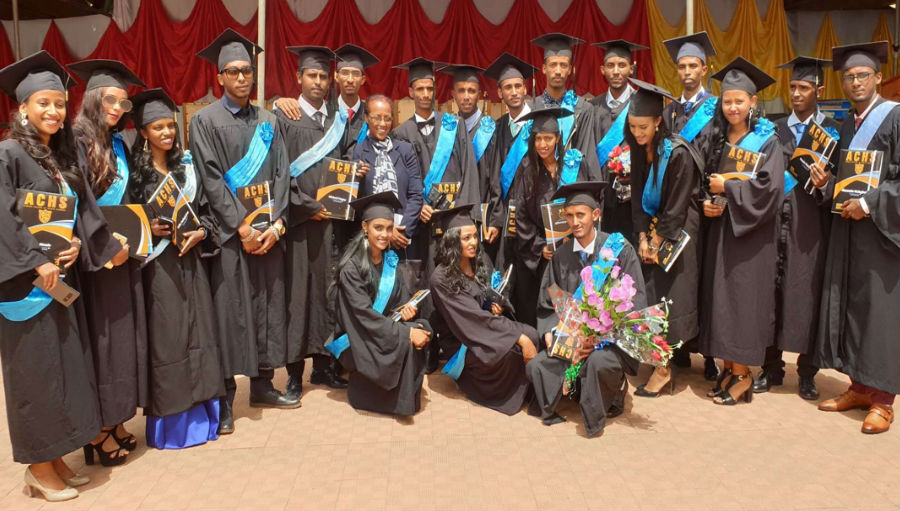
[218,400,234,435]
[703,357,720,381]
[752,370,783,393]
[249,389,302,409]
[285,377,303,401]
[798,376,819,400]
[424,346,440,374]
[672,349,692,368]
[310,370,349,389]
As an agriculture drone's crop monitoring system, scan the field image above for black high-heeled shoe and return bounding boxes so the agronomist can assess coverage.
[634,366,676,398]
[83,431,128,467]
[110,425,137,452]
[713,373,754,405]
[706,367,733,398]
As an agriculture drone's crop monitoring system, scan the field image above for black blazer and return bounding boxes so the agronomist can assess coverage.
[353,136,424,238]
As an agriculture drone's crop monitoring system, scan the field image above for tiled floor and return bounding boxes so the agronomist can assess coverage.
[0,354,897,510]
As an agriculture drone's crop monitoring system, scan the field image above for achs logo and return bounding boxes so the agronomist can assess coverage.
[38,209,52,223]
[254,197,262,208]
[337,172,347,184]
[167,195,176,208]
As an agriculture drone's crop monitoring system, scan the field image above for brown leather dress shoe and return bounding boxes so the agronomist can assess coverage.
[818,390,872,412]
[862,404,893,434]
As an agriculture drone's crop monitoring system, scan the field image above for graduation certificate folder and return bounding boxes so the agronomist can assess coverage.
[789,122,838,185]
[316,157,359,221]
[426,181,461,210]
[147,173,202,251]
[832,149,883,214]
[504,201,517,238]
[236,180,274,231]
[546,284,580,362]
[389,289,431,322]
[15,189,76,266]
[99,204,153,259]
[540,201,572,248]
[717,143,765,181]
[657,230,691,273]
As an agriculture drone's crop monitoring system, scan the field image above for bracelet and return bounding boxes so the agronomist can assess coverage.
[268,224,280,241]
[240,229,257,243]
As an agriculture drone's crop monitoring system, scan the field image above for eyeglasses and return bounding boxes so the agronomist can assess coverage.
[338,69,363,79]
[368,115,392,124]
[221,66,255,79]
[102,95,132,112]
[842,71,872,84]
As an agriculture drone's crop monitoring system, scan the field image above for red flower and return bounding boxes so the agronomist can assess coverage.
[650,351,662,361]
[627,312,641,320]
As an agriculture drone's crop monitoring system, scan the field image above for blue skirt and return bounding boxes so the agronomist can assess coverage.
[146,399,219,450]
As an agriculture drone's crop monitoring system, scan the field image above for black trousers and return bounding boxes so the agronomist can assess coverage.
[761,345,818,379]
[224,367,276,405]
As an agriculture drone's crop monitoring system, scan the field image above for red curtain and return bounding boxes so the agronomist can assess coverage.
[2,0,654,120]
[0,23,15,120]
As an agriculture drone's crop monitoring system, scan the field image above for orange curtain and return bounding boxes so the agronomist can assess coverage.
[813,13,843,100]
[646,0,685,97]
[872,12,895,79]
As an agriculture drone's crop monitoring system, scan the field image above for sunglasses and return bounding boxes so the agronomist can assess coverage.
[102,95,133,112]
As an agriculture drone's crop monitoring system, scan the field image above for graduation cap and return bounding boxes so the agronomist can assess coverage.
[0,50,74,103]
[832,41,889,72]
[531,33,585,60]
[286,46,335,72]
[712,57,775,95]
[663,31,715,65]
[431,203,476,231]
[439,64,484,85]
[197,28,263,71]
[67,59,145,91]
[334,44,379,71]
[628,78,676,117]
[592,39,649,63]
[777,56,831,86]
[550,181,608,209]
[484,52,537,85]
[519,106,573,134]
[394,57,440,85]
[350,191,402,222]
[130,88,177,127]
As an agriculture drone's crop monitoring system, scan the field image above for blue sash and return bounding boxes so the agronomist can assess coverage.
[224,122,274,193]
[559,149,582,188]
[290,108,348,178]
[500,120,532,199]
[679,96,717,143]
[849,100,898,150]
[325,250,399,359]
[356,123,369,145]
[422,114,459,197]
[559,90,577,147]
[145,152,198,263]
[0,182,78,322]
[97,133,129,206]
[641,138,674,217]
[472,116,496,163]
[573,232,626,298]
[596,103,630,168]
[784,171,799,196]
[739,118,775,154]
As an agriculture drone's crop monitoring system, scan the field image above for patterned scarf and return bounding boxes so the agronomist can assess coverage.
[372,137,399,195]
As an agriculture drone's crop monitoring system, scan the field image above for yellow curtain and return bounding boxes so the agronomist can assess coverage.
[872,12,895,79]
[646,0,686,97]
[813,13,843,100]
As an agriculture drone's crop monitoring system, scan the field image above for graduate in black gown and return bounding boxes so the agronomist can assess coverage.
[698,58,784,405]
[659,32,720,379]
[755,57,838,400]
[429,205,540,415]
[530,33,601,180]
[625,79,702,398]
[69,58,148,458]
[0,51,128,501]
[507,107,594,328]
[391,58,481,371]
[276,46,356,395]
[813,42,900,434]
[482,53,538,268]
[128,89,224,448]
[528,182,646,436]
[591,40,649,246]
[191,29,295,435]
[333,192,432,416]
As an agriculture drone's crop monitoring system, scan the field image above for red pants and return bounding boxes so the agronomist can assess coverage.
[850,381,896,406]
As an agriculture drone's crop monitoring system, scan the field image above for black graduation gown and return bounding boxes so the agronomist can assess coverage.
[429,263,538,415]
[132,166,224,417]
[815,98,900,394]
[335,257,428,416]
[773,116,839,355]
[277,105,351,362]
[0,139,119,463]
[533,93,602,181]
[593,93,638,244]
[189,98,290,377]
[528,232,646,436]
[344,99,367,155]
[485,111,526,269]
[630,142,702,342]
[77,140,149,427]
[699,133,784,365]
